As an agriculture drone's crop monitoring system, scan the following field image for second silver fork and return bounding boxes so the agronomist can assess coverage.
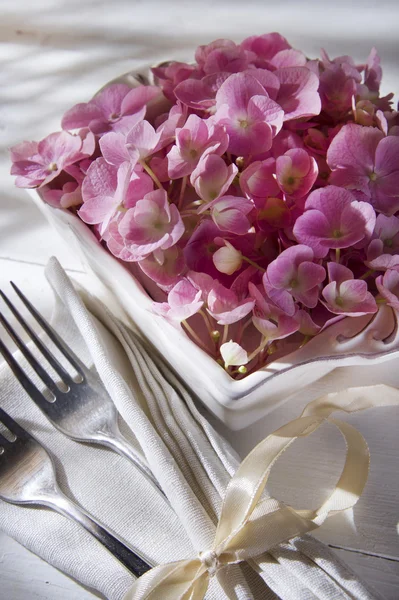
[0,283,163,497]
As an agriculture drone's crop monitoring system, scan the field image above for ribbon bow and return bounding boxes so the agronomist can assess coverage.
[125,385,399,600]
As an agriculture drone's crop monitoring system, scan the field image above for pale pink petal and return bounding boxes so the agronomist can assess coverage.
[126,121,162,159]
[269,49,307,69]
[220,341,248,367]
[100,131,135,167]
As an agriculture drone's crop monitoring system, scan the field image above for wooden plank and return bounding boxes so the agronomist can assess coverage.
[332,547,399,600]
[0,531,98,599]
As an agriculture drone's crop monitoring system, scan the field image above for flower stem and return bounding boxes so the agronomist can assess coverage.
[359,268,374,280]
[178,175,188,210]
[335,248,341,263]
[140,160,164,191]
[299,334,310,348]
[242,256,266,272]
[247,336,269,362]
[376,297,387,305]
[221,324,229,345]
[182,320,210,352]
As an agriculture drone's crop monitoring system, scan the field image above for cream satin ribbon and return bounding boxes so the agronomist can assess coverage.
[124,384,399,600]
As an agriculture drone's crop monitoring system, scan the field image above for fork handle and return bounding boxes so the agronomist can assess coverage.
[45,491,153,577]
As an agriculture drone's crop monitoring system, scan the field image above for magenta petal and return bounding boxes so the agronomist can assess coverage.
[329,168,371,197]
[240,158,279,202]
[252,315,279,337]
[126,121,162,159]
[62,103,102,130]
[327,123,383,173]
[270,49,307,69]
[227,119,273,157]
[374,135,399,178]
[266,286,296,316]
[275,67,321,120]
[297,261,326,290]
[247,95,284,135]
[293,210,331,257]
[322,281,338,307]
[244,68,280,100]
[212,207,251,234]
[82,158,117,200]
[215,72,268,113]
[327,262,353,286]
[120,85,161,115]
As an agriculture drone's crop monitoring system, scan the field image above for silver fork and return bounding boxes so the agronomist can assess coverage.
[0,283,161,495]
[0,406,152,577]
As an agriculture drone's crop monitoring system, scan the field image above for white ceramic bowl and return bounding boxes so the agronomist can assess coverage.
[29,191,399,430]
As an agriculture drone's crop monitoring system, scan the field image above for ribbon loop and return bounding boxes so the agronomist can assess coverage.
[124,384,399,600]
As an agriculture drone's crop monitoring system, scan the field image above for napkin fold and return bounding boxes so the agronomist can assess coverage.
[0,257,381,599]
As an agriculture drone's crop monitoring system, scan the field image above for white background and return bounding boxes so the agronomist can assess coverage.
[1,1,399,598]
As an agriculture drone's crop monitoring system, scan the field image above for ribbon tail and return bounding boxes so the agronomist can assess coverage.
[124,559,206,600]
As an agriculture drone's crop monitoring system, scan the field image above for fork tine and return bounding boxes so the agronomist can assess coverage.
[0,288,76,384]
[0,337,52,413]
[0,431,12,447]
[10,283,85,377]
[0,406,31,441]
[0,310,60,397]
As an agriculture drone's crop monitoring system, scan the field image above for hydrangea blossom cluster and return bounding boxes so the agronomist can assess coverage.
[11,33,399,378]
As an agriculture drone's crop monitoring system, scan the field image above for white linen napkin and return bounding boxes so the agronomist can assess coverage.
[0,257,381,599]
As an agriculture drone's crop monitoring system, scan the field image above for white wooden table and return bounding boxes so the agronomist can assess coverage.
[1,1,398,597]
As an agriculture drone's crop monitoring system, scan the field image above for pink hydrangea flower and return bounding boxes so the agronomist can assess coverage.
[364,47,382,93]
[214,72,284,156]
[240,33,292,66]
[195,38,254,75]
[249,283,299,341]
[138,246,186,290]
[376,270,399,311]
[274,67,321,121]
[276,148,318,200]
[11,32,399,379]
[167,114,228,179]
[367,214,399,261]
[117,189,184,261]
[264,244,326,315]
[151,61,198,102]
[79,159,153,235]
[293,186,376,258]
[240,158,280,206]
[174,73,229,112]
[201,195,253,235]
[41,180,83,209]
[322,263,377,316]
[188,271,255,325]
[207,283,255,325]
[327,124,399,215]
[152,279,203,322]
[126,120,163,161]
[62,84,160,135]
[191,152,237,202]
[10,131,93,188]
